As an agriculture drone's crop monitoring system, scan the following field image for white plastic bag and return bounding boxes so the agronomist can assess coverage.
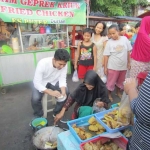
[98,67,107,83]
[72,70,79,82]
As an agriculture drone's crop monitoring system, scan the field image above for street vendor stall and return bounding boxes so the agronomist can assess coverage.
[0,0,86,93]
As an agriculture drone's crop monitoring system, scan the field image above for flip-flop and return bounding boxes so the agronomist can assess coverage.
[109,96,113,102]
[115,93,122,99]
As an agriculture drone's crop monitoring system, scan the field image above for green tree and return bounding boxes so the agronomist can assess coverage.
[90,0,148,16]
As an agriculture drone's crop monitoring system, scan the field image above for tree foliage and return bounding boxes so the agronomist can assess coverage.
[90,0,148,16]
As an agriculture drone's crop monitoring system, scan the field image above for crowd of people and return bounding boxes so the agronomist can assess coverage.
[31,16,150,150]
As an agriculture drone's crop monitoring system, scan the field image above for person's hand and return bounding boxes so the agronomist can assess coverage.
[96,102,104,108]
[61,92,67,98]
[74,64,77,70]
[50,90,61,98]
[93,66,96,72]
[54,112,64,125]
[127,63,131,70]
[104,67,107,76]
[124,78,137,95]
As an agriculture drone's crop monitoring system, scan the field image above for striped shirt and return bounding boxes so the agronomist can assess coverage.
[129,73,150,150]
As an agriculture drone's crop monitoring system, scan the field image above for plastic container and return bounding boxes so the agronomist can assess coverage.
[110,103,120,108]
[53,40,56,49]
[12,37,19,53]
[31,117,48,131]
[39,26,45,34]
[67,114,107,143]
[45,26,51,33]
[60,41,65,48]
[95,108,129,133]
[2,45,13,54]
[80,136,128,150]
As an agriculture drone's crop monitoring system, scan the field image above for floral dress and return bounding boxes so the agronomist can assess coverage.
[91,34,108,77]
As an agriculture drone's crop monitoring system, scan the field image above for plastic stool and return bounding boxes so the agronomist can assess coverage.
[42,94,56,118]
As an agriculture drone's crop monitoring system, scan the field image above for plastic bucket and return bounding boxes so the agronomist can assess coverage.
[31,118,48,131]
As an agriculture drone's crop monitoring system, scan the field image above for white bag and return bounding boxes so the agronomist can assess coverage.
[72,70,79,82]
[98,67,107,83]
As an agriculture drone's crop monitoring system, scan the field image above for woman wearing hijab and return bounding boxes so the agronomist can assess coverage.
[130,16,150,78]
[124,74,150,150]
[54,70,110,124]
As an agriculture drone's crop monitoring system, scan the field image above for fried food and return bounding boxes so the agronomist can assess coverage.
[88,116,97,125]
[89,125,99,132]
[102,109,129,129]
[83,140,123,150]
[123,129,132,138]
[85,132,92,139]
[72,117,105,140]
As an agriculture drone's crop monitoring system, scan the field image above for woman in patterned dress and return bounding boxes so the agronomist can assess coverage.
[91,22,108,79]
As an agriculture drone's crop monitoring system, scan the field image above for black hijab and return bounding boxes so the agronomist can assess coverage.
[70,70,110,106]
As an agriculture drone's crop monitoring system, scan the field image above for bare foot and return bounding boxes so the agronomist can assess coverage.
[109,95,113,102]
[117,93,122,99]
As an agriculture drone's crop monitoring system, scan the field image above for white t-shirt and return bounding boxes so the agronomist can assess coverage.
[33,57,67,92]
[103,36,132,70]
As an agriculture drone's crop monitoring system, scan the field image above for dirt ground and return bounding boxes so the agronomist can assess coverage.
[0,75,120,150]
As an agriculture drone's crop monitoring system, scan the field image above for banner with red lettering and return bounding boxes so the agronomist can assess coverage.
[0,0,86,24]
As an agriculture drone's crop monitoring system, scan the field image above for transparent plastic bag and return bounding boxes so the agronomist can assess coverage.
[117,92,132,126]
[92,98,106,113]
[72,70,79,82]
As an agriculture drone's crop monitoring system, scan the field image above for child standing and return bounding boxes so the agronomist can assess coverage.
[74,28,97,80]
[103,25,132,101]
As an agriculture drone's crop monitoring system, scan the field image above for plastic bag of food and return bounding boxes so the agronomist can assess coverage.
[92,98,106,113]
[72,70,79,82]
[117,92,132,126]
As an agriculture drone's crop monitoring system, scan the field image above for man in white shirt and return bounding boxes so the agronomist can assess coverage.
[31,49,70,119]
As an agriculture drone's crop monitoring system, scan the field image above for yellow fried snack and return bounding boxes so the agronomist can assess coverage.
[88,116,97,125]
[83,143,93,150]
[96,130,104,135]
[85,132,92,139]
[74,127,80,134]
[95,123,105,130]
[89,125,99,132]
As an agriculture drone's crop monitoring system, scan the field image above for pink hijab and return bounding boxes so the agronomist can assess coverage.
[131,16,150,62]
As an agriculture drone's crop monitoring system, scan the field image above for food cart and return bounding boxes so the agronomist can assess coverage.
[0,0,86,94]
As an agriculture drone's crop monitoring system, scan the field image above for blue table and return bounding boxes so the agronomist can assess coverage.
[57,130,80,150]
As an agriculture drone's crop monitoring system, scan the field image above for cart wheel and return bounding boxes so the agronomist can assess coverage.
[1,88,6,94]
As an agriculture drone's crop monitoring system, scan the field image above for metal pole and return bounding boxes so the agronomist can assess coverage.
[66,25,69,47]
[18,23,24,53]
[86,3,89,28]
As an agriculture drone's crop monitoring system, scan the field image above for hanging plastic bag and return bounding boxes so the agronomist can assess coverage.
[92,98,106,113]
[72,70,79,82]
[97,67,107,83]
[117,92,132,126]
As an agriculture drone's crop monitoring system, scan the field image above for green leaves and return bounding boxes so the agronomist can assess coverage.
[90,0,148,16]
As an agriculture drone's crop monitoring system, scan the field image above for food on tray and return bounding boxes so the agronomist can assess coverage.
[88,116,97,125]
[83,140,123,150]
[123,129,132,138]
[72,124,92,140]
[72,117,105,140]
[102,109,129,129]
[27,45,40,51]
[45,141,57,148]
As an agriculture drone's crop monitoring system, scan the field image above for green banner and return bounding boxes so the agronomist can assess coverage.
[0,0,86,25]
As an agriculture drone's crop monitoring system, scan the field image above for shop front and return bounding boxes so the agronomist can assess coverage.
[0,0,86,93]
